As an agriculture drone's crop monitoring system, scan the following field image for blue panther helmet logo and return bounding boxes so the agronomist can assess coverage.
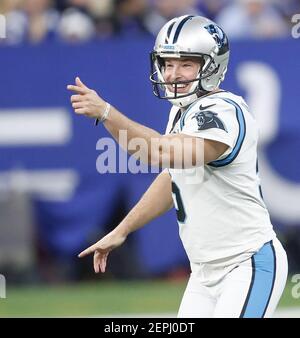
[204,24,229,55]
[192,110,227,132]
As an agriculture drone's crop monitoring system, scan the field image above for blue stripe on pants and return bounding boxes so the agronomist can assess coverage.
[240,241,276,318]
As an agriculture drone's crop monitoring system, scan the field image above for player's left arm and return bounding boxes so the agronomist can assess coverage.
[67,77,228,168]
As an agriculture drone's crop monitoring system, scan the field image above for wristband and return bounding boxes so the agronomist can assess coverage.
[94,102,111,126]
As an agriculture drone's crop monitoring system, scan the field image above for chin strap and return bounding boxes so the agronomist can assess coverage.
[196,89,209,98]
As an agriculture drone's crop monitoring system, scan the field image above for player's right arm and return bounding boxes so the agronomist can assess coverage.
[78,170,173,273]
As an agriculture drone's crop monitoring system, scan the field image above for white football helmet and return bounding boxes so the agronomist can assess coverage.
[150,15,230,108]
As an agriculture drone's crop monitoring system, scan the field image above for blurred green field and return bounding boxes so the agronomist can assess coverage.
[0,277,299,317]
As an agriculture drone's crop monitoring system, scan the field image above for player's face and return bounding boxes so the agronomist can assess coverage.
[163,57,201,93]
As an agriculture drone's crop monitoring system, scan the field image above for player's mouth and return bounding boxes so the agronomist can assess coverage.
[167,83,190,93]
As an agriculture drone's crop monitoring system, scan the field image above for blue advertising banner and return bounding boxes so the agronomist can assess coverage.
[0,37,299,274]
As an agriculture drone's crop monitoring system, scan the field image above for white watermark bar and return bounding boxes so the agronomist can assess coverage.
[0,14,6,39]
[291,14,300,38]
[0,274,6,298]
[96,130,205,184]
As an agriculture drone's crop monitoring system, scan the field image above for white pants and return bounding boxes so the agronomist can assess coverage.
[178,238,288,318]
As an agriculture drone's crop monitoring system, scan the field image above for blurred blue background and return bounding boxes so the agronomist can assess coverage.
[0,0,300,284]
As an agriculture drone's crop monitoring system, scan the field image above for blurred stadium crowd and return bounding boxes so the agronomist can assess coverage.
[0,0,298,44]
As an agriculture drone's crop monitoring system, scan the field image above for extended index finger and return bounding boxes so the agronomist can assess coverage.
[67,84,90,94]
[78,244,97,258]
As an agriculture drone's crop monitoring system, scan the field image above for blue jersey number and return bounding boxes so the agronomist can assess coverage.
[171,182,186,223]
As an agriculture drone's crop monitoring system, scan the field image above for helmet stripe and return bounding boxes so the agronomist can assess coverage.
[172,15,194,44]
[165,21,176,43]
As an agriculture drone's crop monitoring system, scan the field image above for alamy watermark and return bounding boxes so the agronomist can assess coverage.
[291,274,300,299]
[291,14,300,38]
[95,130,205,184]
[0,14,6,39]
[0,274,6,298]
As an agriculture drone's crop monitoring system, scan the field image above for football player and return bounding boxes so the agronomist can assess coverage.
[68,15,288,318]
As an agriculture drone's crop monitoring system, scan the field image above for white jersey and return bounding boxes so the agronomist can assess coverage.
[166,90,276,265]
